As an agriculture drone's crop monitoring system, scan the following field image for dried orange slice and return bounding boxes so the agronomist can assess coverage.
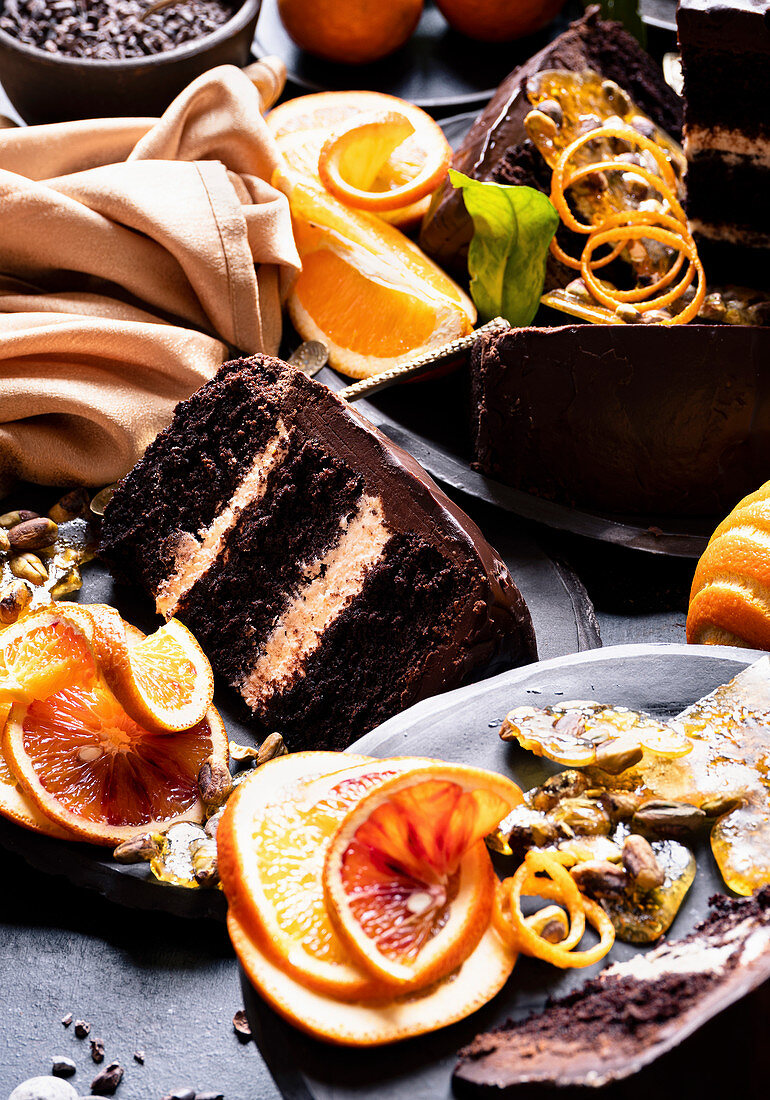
[323,764,523,988]
[3,681,228,846]
[267,90,452,230]
[276,171,475,379]
[0,606,96,706]
[87,604,214,733]
[217,751,437,1001]
[229,909,515,1047]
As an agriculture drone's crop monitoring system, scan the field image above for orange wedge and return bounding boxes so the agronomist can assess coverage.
[3,681,228,845]
[0,606,96,707]
[87,604,214,733]
[276,171,475,379]
[323,765,522,989]
[217,751,438,1001]
[229,909,515,1047]
[267,90,452,230]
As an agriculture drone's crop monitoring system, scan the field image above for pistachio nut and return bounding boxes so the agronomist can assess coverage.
[49,487,91,524]
[9,552,48,585]
[622,834,665,892]
[0,509,38,529]
[8,517,58,552]
[701,795,742,818]
[527,904,568,944]
[197,757,233,810]
[0,529,9,553]
[570,859,628,899]
[89,484,117,517]
[229,740,258,762]
[593,734,644,775]
[551,797,612,837]
[191,837,219,887]
[257,731,288,766]
[204,806,225,839]
[0,579,32,625]
[529,769,592,812]
[631,800,707,839]
[113,833,159,864]
[598,789,645,822]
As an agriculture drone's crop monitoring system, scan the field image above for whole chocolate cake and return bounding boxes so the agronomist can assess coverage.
[419,5,682,279]
[679,0,770,288]
[470,323,770,517]
[99,356,536,749]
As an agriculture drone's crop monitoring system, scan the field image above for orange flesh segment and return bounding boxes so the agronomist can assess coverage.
[2,619,95,700]
[20,683,212,827]
[130,636,198,710]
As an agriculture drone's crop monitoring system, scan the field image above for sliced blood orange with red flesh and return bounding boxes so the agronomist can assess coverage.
[324,765,523,988]
[3,679,228,845]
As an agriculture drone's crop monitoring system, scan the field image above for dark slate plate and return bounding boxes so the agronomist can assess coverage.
[0,484,598,917]
[243,642,765,1100]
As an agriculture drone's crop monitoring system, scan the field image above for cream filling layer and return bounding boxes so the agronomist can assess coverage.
[689,218,770,248]
[241,493,390,710]
[155,421,289,619]
[685,125,770,167]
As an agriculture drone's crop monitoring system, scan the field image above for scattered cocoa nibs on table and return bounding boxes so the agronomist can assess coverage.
[74,1019,91,1039]
[90,1036,106,1063]
[232,1009,251,1043]
[90,1060,124,1096]
[51,1057,76,1077]
[0,0,235,60]
[132,1050,145,1065]
[60,1013,73,1028]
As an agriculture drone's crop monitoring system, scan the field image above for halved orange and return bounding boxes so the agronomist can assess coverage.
[0,606,97,707]
[3,681,229,846]
[276,171,475,379]
[229,910,515,1047]
[217,751,437,1001]
[323,765,523,989]
[87,604,214,733]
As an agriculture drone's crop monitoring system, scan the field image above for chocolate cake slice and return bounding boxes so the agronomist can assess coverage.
[419,5,682,279]
[470,322,770,517]
[679,0,770,288]
[99,356,536,749]
[454,887,770,1095]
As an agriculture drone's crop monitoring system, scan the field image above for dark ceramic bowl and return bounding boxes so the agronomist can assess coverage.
[0,0,262,124]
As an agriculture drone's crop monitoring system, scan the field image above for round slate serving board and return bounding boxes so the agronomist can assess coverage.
[242,642,766,1100]
[0,483,598,917]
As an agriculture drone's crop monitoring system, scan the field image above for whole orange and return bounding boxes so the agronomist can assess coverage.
[277,0,424,65]
[435,0,566,42]
[687,481,770,649]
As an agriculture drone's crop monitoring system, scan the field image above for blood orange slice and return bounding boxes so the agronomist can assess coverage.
[0,699,74,839]
[229,910,515,1047]
[3,681,228,846]
[218,751,440,1001]
[324,765,523,989]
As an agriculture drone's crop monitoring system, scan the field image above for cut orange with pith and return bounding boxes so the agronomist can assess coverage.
[0,606,96,707]
[3,682,228,846]
[0,699,74,839]
[229,909,515,1047]
[323,765,523,989]
[267,90,452,230]
[88,604,214,733]
[217,751,437,1001]
[276,172,475,379]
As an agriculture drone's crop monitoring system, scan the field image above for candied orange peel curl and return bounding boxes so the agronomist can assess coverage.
[494,849,615,968]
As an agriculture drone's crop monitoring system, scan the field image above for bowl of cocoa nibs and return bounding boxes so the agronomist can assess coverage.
[0,0,262,124]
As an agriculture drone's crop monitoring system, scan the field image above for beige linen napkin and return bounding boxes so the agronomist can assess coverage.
[0,61,300,493]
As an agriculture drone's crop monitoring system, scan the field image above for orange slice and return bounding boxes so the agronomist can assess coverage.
[229,909,515,1047]
[87,604,214,733]
[3,680,228,845]
[276,171,475,379]
[0,698,74,839]
[267,90,452,230]
[0,606,96,706]
[323,764,523,988]
[217,751,437,1001]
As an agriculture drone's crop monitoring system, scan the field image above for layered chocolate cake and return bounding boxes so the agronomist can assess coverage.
[455,888,770,1095]
[99,356,536,749]
[470,323,770,517]
[419,5,681,279]
[679,0,770,287]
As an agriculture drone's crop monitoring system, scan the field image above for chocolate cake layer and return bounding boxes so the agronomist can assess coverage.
[100,356,536,749]
[470,324,770,518]
[454,887,770,1095]
[419,6,681,278]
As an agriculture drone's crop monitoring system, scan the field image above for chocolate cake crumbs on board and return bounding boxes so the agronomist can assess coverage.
[455,888,770,1094]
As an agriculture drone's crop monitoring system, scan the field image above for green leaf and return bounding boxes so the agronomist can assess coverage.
[450,169,559,328]
[591,0,646,47]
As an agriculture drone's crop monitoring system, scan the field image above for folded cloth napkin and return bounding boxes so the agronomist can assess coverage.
[0,59,301,494]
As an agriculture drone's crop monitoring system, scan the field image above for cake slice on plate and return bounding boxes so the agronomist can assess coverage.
[100,356,536,749]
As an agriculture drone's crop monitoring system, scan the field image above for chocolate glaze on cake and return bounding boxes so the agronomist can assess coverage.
[679,0,770,288]
[419,6,682,279]
[454,887,770,1095]
[100,356,536,749]
[470,323,770,518]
